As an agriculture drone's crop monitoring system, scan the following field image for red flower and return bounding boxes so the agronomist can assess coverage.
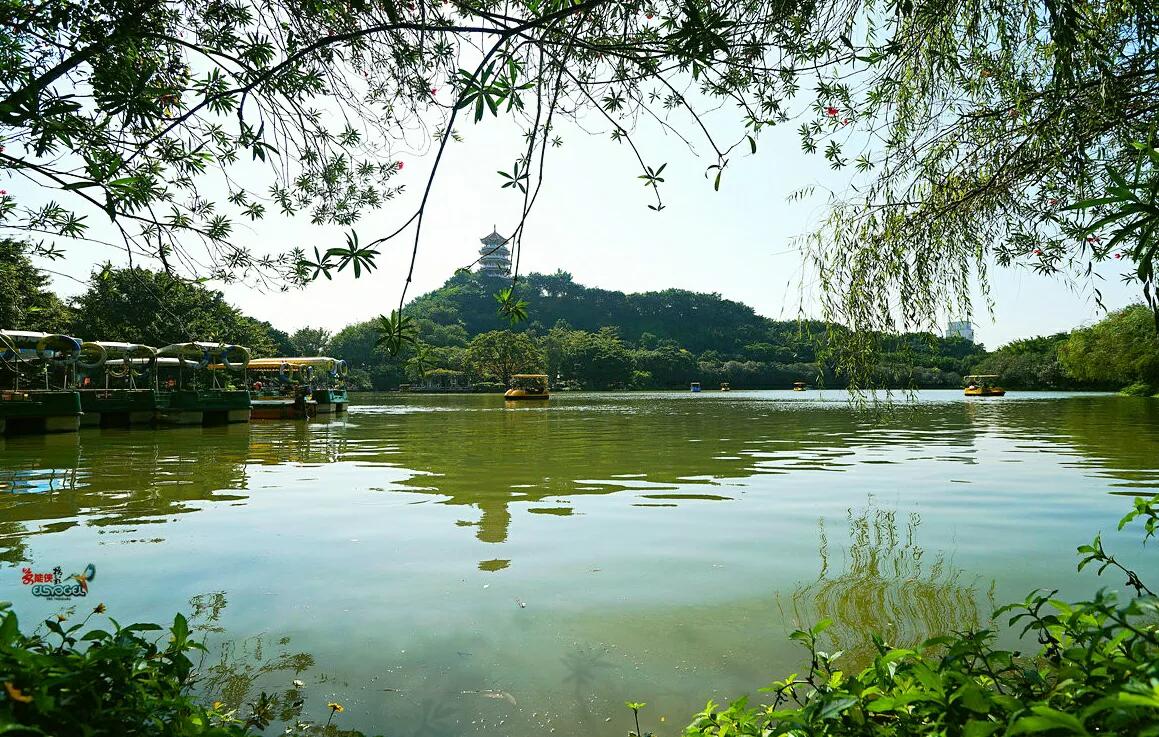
[1032,249,1042,256]
[1049,198,1058,205]
[825,106,839,117]
[1086,235,1101,244]
[841,118,850,125]
[396,161,404,170]
[430,88,438,95]
[1113,252,1122,260]
[645,12,653,18]
[0,190,6,196]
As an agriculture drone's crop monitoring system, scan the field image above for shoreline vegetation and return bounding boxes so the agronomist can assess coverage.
[3,496,1155,736]
[6,257,1159,398]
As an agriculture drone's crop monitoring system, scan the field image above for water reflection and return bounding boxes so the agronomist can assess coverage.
[779,502,991,666]
[2,393,1158,573]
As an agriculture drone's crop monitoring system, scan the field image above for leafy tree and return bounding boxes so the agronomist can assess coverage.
[0,238,71,332]
[68,267,281,353]
[790,2,1159,385]
[0,0,831,306]
[465,330,542,386]
[1059,305,1159,391]
[968,334,1073,390]
[330,318,406,389]
[288,327,331,356]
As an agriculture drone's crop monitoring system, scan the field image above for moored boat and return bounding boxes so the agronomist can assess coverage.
[247,357,330,419]
[1,331,85,434]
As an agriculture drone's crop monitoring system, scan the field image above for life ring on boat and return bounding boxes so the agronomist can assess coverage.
[107,359,131,379]
[75,342,108,370]
[36,334,81,364]
[220,344,250,371]
[334,359,349,378]
[175,343,209,370]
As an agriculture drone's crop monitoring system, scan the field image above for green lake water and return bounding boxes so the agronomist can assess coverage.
[2,390,1157,736]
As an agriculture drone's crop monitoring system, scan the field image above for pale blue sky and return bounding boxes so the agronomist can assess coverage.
[24,106,1142,349]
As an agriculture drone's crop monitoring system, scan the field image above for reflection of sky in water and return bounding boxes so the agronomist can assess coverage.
[0,391,1156,737]
[0,468,82,494]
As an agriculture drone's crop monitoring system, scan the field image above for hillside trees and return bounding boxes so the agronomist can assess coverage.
[465,331,543,386]
[1059,305,1159,393]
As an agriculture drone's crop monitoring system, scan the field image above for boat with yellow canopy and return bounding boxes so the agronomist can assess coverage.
[964,375,1006,397]
[505,374,549,401]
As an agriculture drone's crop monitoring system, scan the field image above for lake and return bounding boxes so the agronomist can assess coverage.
[2,390,1157,736]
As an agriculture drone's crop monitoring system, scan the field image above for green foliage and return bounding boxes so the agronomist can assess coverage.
[0,604,246,736]
[1059,305,1159,390]
[967,334,1074,391]
[1119,381,1156,397]
[373,310,417,357]
[0,239,72,332]
[800,0,1159,388]
[0,0,835,290]
[68,267,283,355]
[0,602,372,736]
[1069,143,1159,322]
[465,330,543,386]
[288,327,332,357]
[679,497,1159,737]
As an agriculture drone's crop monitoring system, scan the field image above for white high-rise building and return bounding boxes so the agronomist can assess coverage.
[476,228,511,277]
[945,320,974,342]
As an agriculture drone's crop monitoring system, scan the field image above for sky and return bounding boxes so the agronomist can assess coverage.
[20,95,1142,350]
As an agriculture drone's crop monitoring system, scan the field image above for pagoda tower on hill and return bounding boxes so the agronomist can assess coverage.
[476,227,511,277]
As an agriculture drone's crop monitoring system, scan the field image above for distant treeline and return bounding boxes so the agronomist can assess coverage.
[4,240,1157,395]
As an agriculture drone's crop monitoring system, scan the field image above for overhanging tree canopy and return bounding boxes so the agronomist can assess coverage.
[2,0,1156,358]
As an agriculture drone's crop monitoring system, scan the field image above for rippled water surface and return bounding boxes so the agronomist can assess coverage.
[2,390,1157,735]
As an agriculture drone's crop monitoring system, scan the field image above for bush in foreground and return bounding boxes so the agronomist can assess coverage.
[0,606,369,736]
[675,496,1159,737]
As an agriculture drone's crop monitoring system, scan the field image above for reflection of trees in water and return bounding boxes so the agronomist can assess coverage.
[0,420,353,566]
[561,645,615,694]
[778,503,992,667]
[190,592,316,713]
[410,696,458,737]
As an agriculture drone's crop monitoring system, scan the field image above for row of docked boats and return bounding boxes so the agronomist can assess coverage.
[0,331,350,435]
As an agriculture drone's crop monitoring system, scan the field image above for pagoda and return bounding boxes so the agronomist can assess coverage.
[476,227,511,277]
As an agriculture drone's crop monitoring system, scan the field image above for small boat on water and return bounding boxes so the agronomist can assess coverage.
[505,374,550,401]
[793,381,808,391]
[964,374,1006,397]
[720,382,731,392]
[690,382,701,393]
[247,358,319,419]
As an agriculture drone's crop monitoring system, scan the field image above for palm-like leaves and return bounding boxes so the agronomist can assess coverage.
[494,287,529,325]
[296,231,380,281]
[374,310,417,356]
[1069,142,1159,324]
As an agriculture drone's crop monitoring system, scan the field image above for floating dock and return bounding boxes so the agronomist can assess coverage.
[156,388,252,425]
[77,388,157,427]
[0,390,83,434]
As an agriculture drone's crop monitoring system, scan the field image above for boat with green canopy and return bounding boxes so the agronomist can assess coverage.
[0,330,84,433]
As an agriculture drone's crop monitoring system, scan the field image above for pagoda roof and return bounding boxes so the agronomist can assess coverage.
[480,227,508,246]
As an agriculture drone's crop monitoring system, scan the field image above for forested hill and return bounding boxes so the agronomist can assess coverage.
[323,269,989,391]
[6,248,1154,393]
[407,270,821,358]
